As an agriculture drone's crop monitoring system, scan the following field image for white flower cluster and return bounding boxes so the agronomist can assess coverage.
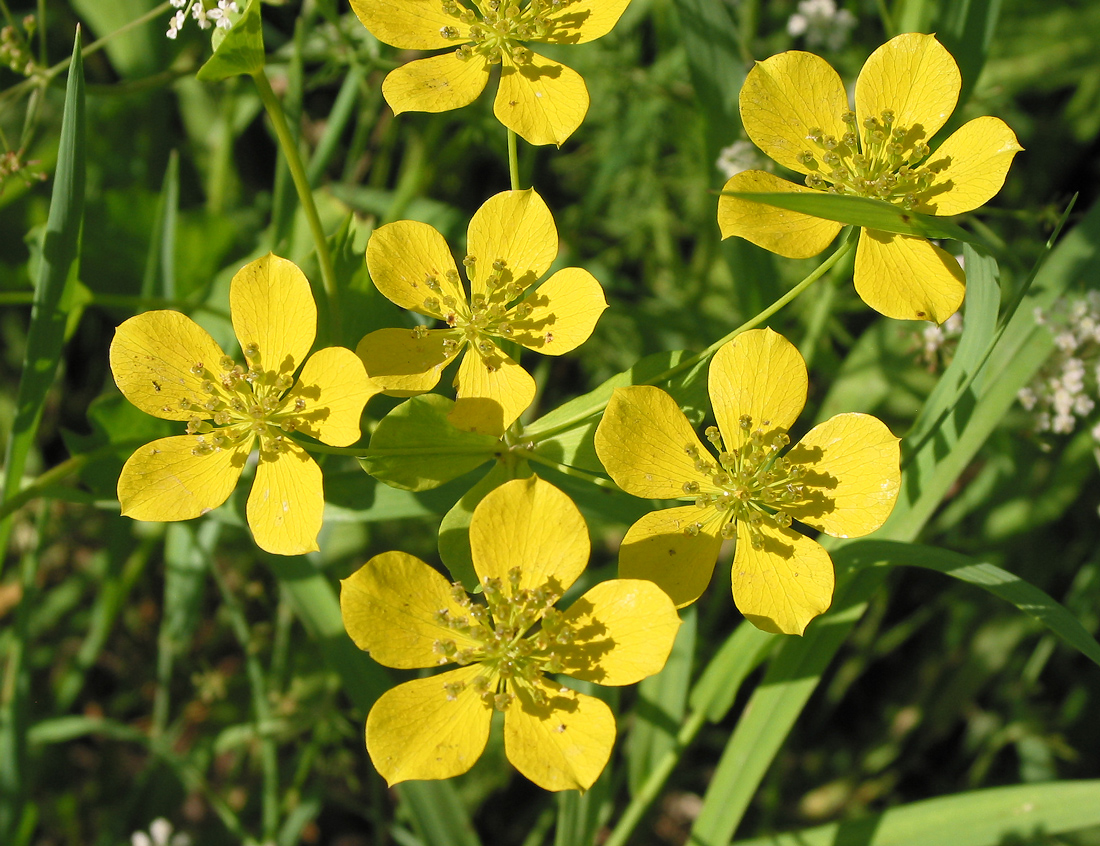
[131,818,191,846]
[917,312,963,369]
[167,0,239,40]
[1019,292,1100,439]
[787,0,857,52]
[715,140,769,180]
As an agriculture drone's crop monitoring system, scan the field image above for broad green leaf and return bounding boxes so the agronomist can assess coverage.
[687,619,775,723]
[733,780,1100,846]
[196,0,264,82]
[361,394,501,492]
[720,190,980,244]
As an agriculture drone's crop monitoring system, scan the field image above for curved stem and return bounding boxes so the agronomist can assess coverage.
[0,441,145,523]
[251,69,341,339]
[603,708,709,846]
[511,447,620,491]
[522,229,857,443]
[507,128,521,191]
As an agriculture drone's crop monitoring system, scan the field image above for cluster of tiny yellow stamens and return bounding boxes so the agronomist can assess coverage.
[680,416,807,549]
[171,345,307,458]
[431,567,579,711]
[413,255,540,370]
[439,0,573,64]
[797,110,938,209]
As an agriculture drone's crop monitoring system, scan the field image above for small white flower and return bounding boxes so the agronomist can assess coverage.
[716,140,768,180]
[787,0,857,52]
[208,0,239,29]
[192,3,211,29]
[131,818,190,846]
[166,9,186,39]
[170,0,187,6]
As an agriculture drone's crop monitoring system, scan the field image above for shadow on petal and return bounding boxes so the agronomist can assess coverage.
[449,395,506,436]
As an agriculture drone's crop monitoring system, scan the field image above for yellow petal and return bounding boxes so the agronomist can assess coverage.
[495,52,589,147]
[356,328,457,395]
[110,310,228,421]
[247,440,324,555]
[366,665,492,785]
[286,347,377,447]
[618,505,725,608]
[717,170,843,259]
[230,254,316,381]
[449,342,534,435]
[855,33,960,153]
[783,412,901,538]
[919,116,1023,216]
[510,268,607,355]
[118,435,250,521]
[505,677,615,792]
[466,188,557,298]
[558,579,681,685]
[709,328,807,451]
[383,52,490,115]
[542,0,633,44]
[739,50,849,175]
[595,386,713,500]
[732,521,833,635]
[853,229,964,323]
[340,550,482,668]
[348,0,471,49]
[469,476,589,595]
[366,219,464,314]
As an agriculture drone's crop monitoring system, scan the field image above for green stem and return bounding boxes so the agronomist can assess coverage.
[522,229,857,443]
[512,447,621,491]
[0,2,175,106]
[0,441,145,524]
[210,561,280,843]
[507,128,521,191]
[603,708,709,846]
[876,0,894,35]
[251,69,341,340]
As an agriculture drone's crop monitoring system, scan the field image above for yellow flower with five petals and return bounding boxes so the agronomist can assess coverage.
[356,188,607,436]
[340,476,680,791]
[594,328,900,635]
[718,32,1022,323]
[110,254,378,555]
[348,0,632,146]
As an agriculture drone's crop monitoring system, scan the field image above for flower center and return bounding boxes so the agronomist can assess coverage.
[439,0,574,64]
[416,255,534,371]
[679,416,807,549]
[430,567,579,711]
[797,110,942,210]
[179,345,308,458]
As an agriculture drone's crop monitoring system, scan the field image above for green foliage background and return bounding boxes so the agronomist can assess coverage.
[2,0,1100,844]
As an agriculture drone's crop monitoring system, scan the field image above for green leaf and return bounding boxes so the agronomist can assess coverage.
[627,608,696,797]
[525,348,709,472]
[438,461,529,591]
[361,394,501,492]
[857,539,1100,668]
[398,781,483,846]
[196,0,264,82]
[732,780,1100,846]
[0,28,84,566]
[939,0,1005,109]
[720,190,981,244]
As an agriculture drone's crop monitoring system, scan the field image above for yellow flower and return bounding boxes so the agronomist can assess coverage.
[340,476,680,791]
[356,188,607,436]
[348,0,632,146]
[718,32,1022,323]
[110,254,379,555]
[594,328,900,635]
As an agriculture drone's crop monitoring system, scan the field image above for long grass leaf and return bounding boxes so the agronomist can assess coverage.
[733,779,1100,846]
